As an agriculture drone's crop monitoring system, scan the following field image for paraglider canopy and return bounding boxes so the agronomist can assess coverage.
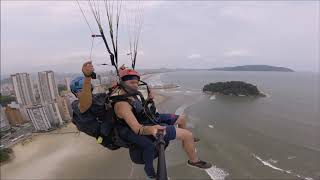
[75,0,145,77]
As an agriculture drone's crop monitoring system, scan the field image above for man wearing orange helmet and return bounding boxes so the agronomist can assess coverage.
[114,65,212,178]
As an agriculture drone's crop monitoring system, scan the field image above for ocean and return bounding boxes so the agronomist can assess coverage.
[147,71,320,180]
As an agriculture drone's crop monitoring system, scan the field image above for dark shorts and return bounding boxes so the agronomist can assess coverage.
[156,114,179,142]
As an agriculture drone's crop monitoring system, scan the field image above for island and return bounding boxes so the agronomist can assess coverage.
[203,81,266,97]
[210,65,294,72]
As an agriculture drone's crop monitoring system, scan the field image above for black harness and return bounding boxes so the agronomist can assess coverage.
[72,80,165,164]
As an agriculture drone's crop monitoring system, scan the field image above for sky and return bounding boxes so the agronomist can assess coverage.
[1,1,319,75]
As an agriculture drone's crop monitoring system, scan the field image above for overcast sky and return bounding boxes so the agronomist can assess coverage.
[1,1,319,75]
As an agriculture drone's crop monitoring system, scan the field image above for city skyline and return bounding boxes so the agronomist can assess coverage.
[3,70,72,133]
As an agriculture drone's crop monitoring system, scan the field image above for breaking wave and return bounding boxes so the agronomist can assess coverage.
[252,154,314,180]
[205,166,229,180]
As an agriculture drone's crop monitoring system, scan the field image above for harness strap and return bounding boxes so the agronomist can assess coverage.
[109,92,139,102]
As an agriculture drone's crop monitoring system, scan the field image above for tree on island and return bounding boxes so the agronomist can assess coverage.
[203,81,264,96]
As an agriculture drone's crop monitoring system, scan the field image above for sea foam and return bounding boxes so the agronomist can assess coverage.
[210,95,216,100]
[252,154,314,180]
[205,165,229,180]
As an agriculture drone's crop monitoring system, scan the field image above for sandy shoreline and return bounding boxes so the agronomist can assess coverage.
[1,85,169,179]
[1,122,146,179]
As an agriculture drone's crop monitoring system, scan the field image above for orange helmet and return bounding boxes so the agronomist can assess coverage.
[119,65,140,81]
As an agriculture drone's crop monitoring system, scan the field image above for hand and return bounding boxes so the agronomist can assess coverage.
[149,125,166,138]
[82,61,94,77]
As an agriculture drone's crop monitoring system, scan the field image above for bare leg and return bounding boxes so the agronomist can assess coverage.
[175,114,200,142]
[175,127,198,163]
[175,114,187,129]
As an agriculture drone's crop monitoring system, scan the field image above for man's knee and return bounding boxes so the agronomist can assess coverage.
[176,128,193,141]
[176,114,186,125]
[180,114,186,122]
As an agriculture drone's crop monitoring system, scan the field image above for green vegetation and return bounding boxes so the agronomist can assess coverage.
[0,94,16,106]
[57,84,67,95]
[0,148,13,163]
[203,81,265,96]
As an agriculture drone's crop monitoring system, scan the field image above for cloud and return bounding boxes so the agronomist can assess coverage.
[1,1,319,73]
[123,1,165,11]
[218,3,270,23]
[187,54,201,59]
[223,49,252,57]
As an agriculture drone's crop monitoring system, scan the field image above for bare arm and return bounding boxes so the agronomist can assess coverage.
[114,101,165,136]
[78,77,92,113]
[78,61,94,113]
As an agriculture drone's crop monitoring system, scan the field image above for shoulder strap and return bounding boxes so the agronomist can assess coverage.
[109,92,139,102]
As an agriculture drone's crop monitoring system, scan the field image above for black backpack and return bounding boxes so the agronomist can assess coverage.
[71,93,127,150]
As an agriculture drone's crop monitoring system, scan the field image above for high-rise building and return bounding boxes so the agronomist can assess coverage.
[64,77,71,92]
[60,92,76,116]
[26,105,52,131]
[38,71,59,104]
[44,102,63,127]
[37,71,63,127]
[0,105,11,132]
[26,102,63,131]
[56,96,72,122]
[33,83,41,104]
[11,73,37,106]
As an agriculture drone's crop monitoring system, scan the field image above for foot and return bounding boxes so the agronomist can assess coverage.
[194,137,200,142]
[187,160,212,169]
